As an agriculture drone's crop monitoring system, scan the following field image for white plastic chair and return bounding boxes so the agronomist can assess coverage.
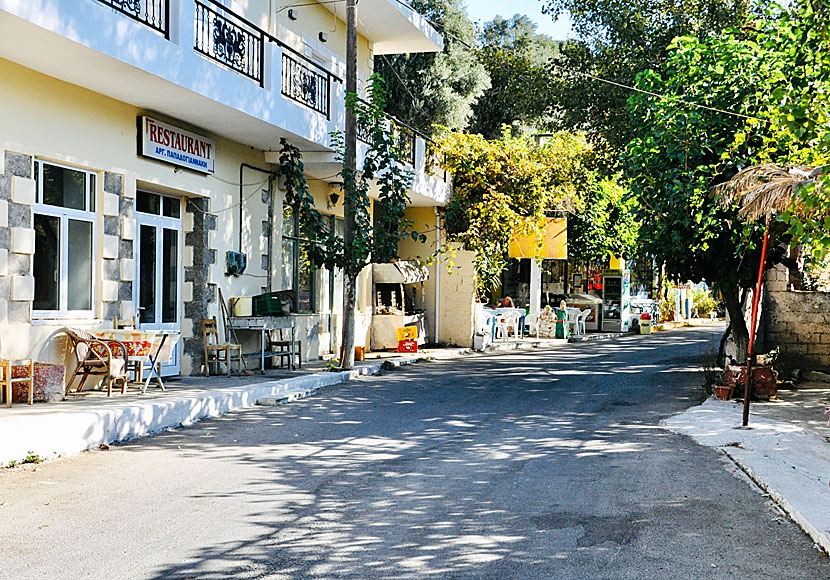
[524,313,540,339]
[567,308,581,335]
[494,312,520,341]
[576,309,591,335]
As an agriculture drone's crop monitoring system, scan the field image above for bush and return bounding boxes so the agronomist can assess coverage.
[692,288,717,317]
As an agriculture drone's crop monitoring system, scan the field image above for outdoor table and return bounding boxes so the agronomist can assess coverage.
[494,307,525,339]
[228,316,296,373]
[94,329,181,393]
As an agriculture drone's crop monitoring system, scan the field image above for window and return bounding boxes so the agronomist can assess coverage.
[281,204,316,313]
[33,160,97,316]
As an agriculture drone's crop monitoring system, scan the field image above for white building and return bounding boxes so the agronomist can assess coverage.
[0,0,476,379]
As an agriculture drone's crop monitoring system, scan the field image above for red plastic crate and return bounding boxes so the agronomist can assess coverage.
[397,340,418,353]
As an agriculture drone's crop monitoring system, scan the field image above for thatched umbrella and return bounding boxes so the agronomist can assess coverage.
[713,163,824,426]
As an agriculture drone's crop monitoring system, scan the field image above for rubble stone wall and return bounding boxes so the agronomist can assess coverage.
[762,263,830,371]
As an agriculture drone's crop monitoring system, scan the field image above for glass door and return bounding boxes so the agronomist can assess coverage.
[135,192,182,376]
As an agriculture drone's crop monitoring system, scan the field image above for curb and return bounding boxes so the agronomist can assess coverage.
[0,358,417,466]
[724,449,830,555]
[1,326,659,465]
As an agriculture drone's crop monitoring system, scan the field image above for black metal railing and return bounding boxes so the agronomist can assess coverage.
[194,0,265,86]
[97,0,168,37]
[393,123,416,167]
[281,52,331,118]
[356,118,372,144]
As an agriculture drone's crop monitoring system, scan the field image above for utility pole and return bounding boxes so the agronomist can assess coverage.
[340,0,358,370]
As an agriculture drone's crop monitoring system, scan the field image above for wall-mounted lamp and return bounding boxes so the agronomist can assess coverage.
[287,9,297,20]
[328,182,342,208]
[319,32,328,43]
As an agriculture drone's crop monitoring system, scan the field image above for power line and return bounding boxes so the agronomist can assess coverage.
[378,54,419,104]
[385,0,772,125]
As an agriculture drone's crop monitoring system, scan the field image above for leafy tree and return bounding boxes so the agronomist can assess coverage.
[567,174,639,265]
[540,0,752,160]
[760,0,830,251]
[468,15,563,138]
[624,19,791,362]
[375,0,489,136]
[437,129,584,298]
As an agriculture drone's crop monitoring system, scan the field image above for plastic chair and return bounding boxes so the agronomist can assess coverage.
[567,308,581,335]
[524,313,541,339]
[494,312,520,341]
[577,309,591,335]
[0,359,34,407]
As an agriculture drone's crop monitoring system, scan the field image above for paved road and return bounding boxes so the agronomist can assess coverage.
[1,326,828,579]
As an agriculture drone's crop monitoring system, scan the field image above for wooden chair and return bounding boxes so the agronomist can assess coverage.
[63,328,128,396]
[113,316,143,383]
[268,328,302,369]
[114,316,137,329]
[203,318,242,377]
[0,359,34,407]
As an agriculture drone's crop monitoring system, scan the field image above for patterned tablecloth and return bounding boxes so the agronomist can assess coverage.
[92,330,180,364]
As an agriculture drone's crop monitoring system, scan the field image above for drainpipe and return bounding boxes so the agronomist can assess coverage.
[434,207,441,344]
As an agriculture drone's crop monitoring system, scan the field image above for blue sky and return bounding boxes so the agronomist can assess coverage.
[462,0,574,39]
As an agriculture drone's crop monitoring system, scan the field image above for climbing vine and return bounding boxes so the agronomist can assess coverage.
[278,75,417,276]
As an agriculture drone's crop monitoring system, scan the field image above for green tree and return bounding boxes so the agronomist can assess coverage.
[468,15,563,138]
[624,18,791,362]
[540,0,752,160]
[375,0,489,136]
[567,174,639,265]
[437,129,584,298]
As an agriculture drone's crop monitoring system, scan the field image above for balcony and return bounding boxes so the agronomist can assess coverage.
[97,0,168,37]
[0,0,447,201]
[194,0,265,86]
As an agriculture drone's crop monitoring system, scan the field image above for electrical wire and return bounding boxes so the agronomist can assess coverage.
[385,0,772,125]
[186,184,265,215]
[276,0,344,13]
[378,54,419,104]
[209,174,272,187]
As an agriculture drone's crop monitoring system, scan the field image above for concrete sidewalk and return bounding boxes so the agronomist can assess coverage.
[664,388,830,554]
[0,336,570,466]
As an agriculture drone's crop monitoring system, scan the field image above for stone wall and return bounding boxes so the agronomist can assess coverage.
[1,151,36,325]
[762,262,830,371]
[181,197,217,375]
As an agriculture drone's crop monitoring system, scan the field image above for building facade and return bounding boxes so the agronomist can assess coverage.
[0,0,473,379]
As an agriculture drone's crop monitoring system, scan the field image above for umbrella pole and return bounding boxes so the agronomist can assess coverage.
[743,214,772,427]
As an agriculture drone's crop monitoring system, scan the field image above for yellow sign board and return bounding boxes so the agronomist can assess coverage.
[396,326,418,341]
[508,217,567,260]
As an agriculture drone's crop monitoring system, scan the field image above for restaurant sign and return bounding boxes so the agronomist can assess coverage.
[138,116,215,174]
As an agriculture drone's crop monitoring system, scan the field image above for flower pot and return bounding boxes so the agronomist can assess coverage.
[713,385,733,400]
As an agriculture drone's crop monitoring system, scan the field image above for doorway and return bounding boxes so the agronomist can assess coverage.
[134,191,182,376]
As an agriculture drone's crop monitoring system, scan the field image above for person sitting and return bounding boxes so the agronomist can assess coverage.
[496,296,515,309]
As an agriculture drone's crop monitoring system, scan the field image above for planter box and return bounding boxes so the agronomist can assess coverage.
[12,363,66,403]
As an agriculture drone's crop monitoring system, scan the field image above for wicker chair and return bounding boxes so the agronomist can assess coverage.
[63,328,129,396]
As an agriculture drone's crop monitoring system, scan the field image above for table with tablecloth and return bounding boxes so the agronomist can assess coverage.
[93,329,181,392]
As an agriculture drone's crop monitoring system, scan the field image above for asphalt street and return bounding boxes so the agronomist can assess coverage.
[1,326,828,579]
